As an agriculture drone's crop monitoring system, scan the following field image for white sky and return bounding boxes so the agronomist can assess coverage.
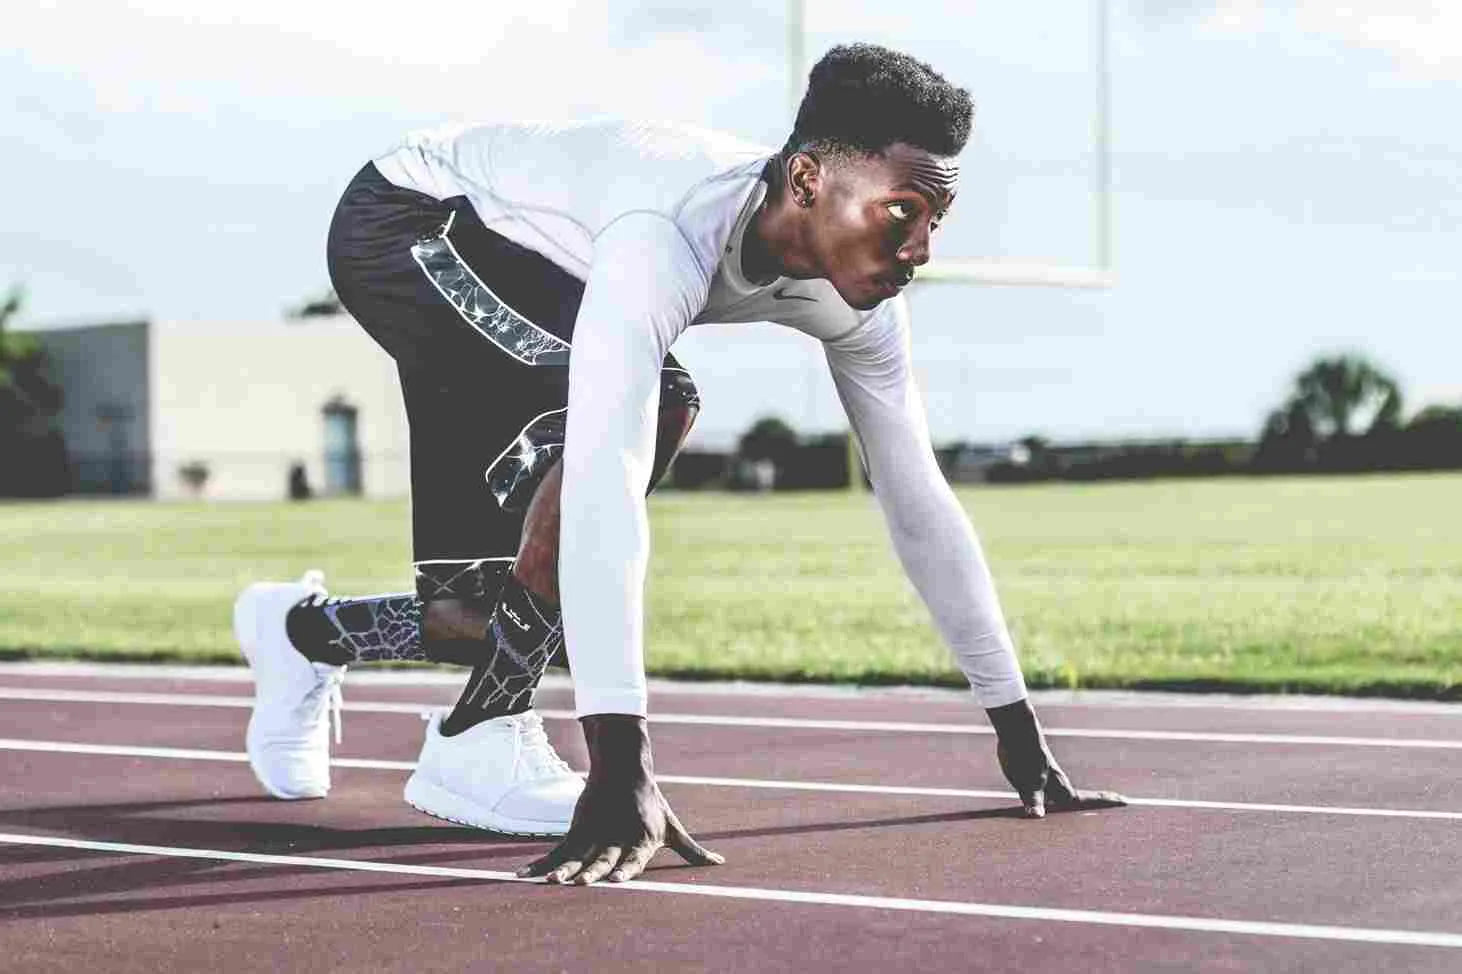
[5,0,1460,444]
[1206,0,1462,79]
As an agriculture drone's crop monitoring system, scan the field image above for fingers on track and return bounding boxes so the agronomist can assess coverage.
[518,838,590,879]
[549,857,589,884]
[665,808,725,866]
[572,845,624,886]
[608,841,659,883]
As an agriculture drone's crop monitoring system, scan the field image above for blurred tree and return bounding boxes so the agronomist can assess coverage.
[1409,404,1462,430]
[1014,434,1051,464]
[0,286,69,495]
[1256,355,1402,470]
[1291,355,1403,439]
[288,288,345,318]
[0,286,63,435]
[1255,398,1318,469]
[734,416,799,491]
[737,416,798,466]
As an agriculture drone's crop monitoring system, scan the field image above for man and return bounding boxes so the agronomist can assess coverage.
[234,43,1124,887]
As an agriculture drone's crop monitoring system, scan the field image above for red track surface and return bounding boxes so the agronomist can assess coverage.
[2,665,1460,972]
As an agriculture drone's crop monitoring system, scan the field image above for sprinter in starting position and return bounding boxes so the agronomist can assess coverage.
[233,42,1125,888]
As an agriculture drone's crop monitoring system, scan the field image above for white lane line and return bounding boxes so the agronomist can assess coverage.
[2,686,1458,750]
[2,737,1460,823]
[0,739,253,764]
[9,662,1462,716]
[547,711,1462,750]
[655,774,1462,822]
[1,830,1459,949]
[0,686,419,713]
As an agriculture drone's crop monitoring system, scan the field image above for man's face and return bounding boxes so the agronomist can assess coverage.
[800,142,959,310]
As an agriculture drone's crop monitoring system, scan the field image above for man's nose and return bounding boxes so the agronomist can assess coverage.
[897,224,932,266]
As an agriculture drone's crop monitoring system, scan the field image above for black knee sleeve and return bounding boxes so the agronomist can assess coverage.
[650,368,700,490]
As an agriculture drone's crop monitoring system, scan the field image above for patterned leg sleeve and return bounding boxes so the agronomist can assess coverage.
[440,575,562,731]
[286,593,423,665]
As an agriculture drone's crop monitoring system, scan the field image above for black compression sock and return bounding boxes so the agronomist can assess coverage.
[440,575,562,736]
[285,593,424,665]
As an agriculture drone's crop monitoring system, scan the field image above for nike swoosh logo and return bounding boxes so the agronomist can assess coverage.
[773,287,818,303]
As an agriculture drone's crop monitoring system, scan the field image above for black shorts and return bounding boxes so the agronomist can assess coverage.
[326,163,698,605]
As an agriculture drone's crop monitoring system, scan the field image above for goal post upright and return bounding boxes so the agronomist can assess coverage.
[1094,0,1113,274]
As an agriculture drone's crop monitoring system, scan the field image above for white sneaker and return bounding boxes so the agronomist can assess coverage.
[233,570,346,800]
[404,710,583,836]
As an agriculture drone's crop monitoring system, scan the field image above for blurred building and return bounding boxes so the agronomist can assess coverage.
[34,316,408,500]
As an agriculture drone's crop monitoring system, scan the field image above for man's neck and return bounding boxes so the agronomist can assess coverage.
[743,186,819,285]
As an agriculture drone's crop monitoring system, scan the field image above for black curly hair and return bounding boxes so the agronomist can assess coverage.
[783,43,974,160]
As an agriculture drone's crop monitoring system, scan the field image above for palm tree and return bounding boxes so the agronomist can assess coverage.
[1256,354,1403,471]
[1290,355,1402,439]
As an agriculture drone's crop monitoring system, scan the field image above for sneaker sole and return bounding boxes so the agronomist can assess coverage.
[245,745,329,801]
[403,773,572,838]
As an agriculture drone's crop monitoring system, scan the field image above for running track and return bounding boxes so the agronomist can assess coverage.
[1,663,1460,972]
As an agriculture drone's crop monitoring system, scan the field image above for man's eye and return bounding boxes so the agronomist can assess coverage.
[886,202,913,221]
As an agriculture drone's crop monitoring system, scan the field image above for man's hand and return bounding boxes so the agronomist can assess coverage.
[517,714,724,885]
[986,698,1128,819]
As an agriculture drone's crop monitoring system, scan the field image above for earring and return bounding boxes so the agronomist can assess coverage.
[797,193,813,208]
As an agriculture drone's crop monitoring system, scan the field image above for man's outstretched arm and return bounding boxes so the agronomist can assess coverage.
[519,214,722,884]
[824,301,1125,816]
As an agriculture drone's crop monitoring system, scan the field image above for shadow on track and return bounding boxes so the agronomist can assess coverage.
[0,877,495,921]
[0,794,533,856]
[699,804,1029,843]
[0,792,547,915]
[0,798,1089,918]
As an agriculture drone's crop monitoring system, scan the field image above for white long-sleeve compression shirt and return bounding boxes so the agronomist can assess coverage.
[372,118,1028,716]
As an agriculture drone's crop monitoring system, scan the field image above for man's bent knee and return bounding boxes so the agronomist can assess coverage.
[513,369,698,603]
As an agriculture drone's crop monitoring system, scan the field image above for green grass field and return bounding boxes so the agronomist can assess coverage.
[2,473,1459,697]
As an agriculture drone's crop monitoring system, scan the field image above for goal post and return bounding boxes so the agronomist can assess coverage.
[915,259,1114,290]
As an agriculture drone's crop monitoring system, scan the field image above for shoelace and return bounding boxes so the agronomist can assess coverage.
[517,715,574,780]
[296,666,346,745]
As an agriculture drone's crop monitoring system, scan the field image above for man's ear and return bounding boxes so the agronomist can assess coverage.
[785,151,823,207]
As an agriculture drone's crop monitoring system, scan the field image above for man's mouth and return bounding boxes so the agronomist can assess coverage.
[876,270,915,295]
